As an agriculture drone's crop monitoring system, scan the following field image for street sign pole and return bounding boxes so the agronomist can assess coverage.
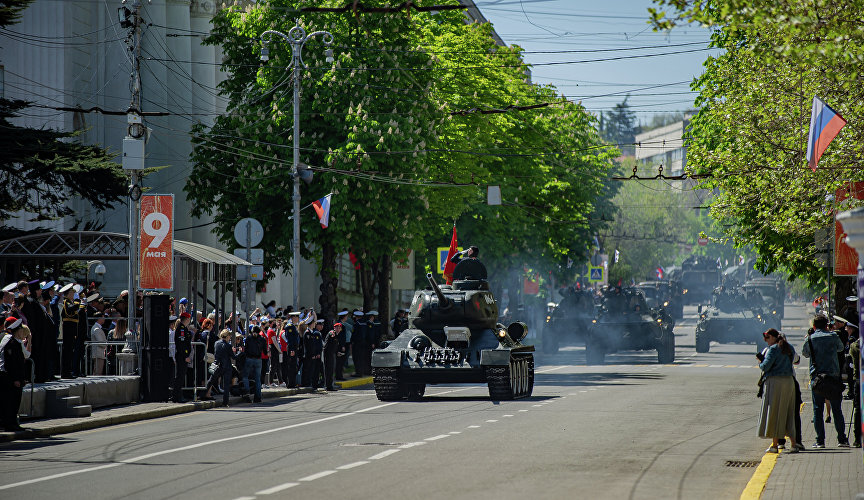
[245,220,252,335]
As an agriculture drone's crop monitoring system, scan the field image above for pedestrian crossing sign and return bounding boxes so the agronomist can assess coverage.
[588,266,603,283]
[437,246,462,274]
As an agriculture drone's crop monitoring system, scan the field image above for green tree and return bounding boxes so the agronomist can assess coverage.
[648,0,864,287]
[0,0,130,239]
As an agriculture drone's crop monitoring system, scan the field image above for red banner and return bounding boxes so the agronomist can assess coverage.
[835,182,864,276]
[139,194,174,290]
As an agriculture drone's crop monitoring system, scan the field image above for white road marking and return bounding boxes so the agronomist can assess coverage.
[256,482,300,494]
[588,388,597,391]
[503,415,514,417]
[533,404,544,407]
[486,419,499,423]
[449,431,462,434]
[467,425,481,428]
[518,409,529,412]
[578,391,588,393]
[709,364,723,367]
[0,402,398,491]
[337,461,369,470]
[233,497,257,500]
[398,442,427,449]
[368,449,402,460]
[535,366,566,373]
[299,471,337,481]
[425,434,450,441]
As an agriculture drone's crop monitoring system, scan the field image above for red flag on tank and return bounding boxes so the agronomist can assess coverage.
[443,225,458,285]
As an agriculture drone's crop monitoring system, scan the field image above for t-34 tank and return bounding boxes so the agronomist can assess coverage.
[371,265,534,401]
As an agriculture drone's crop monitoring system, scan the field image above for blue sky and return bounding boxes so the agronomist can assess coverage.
[473,0,720,124]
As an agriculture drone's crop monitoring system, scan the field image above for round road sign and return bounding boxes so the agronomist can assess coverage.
[234,218,264,247]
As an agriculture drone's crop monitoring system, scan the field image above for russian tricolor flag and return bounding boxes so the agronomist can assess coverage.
[312,194,331,229]
[807,97,847,172]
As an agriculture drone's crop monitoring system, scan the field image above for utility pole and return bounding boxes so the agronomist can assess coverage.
[122,1,146,348]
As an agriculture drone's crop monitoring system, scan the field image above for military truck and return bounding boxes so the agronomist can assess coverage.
[695,286,770,353]
[542,286,596,354]
[371,262,534,401]
[584,287,675,364]
[668,256,721,305]
[635,280,684,320]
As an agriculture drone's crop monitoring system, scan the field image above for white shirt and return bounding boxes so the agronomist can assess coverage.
[91,323,107,359]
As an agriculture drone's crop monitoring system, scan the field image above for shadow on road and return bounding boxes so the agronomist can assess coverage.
[536,371,664,387]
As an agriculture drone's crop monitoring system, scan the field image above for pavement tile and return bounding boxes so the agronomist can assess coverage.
[761,399,864,500]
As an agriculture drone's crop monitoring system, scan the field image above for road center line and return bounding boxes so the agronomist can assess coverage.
[467,425,481,428]
[0,402,398,491]
[337,461,369,470]
[299,471,337,482]
[369,449,402,460]
[486,419,498,423]
[425,434,451,441]
[398,442,427,449]
[256,482,300,494]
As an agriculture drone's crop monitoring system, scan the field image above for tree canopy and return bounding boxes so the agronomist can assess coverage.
[648,0,864,286]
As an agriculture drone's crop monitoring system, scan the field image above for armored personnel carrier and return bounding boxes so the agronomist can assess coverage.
[542,286,596,353]
[584,287,675,364]
[742,277,785,322]
[371,260,534,401]
[635,280,684,320]
[695,286,769,353]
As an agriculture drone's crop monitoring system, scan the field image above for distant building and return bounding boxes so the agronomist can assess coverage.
[634,115,693,177]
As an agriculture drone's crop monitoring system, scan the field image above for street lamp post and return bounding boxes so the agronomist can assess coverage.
[260,23,334,311]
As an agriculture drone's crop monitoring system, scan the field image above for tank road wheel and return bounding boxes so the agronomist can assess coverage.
[405,384,426,401]
[695,329,710,353]
[585,337,605,365]
[372,367,405,401]
[486,355,534,401]
[656,329,675,364]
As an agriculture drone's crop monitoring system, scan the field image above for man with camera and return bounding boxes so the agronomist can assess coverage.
[802,314,850,448]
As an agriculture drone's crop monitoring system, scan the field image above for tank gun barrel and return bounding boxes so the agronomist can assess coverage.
[426,273,451,308]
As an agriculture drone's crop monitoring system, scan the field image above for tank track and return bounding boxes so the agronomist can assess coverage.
[486,354,534,400]
[372,367,404,401]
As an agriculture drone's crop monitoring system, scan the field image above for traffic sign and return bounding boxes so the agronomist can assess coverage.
[588,266,603,283]
[237,265,264,281]
[234,218,264,247]
[436,246,462,274]
[233,248,264,265]
[697,237,709,246]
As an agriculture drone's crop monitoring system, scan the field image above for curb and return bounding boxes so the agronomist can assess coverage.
[336,376,373,389]
[0,387,318,443]
[739,452,777,500]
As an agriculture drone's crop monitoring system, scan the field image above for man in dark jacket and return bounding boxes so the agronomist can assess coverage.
[204,329,236,406]
[803,314,850,448]
[242,326,266,402]
[323,323,342,391]
[283,313,301,388]
[173,312,193,403]
[351,311,367,377]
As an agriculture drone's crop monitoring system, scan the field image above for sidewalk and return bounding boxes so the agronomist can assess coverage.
[752,399,864,499]
[1,376,374,444]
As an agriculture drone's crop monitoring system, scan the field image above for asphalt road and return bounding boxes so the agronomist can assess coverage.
[0,304,812,500]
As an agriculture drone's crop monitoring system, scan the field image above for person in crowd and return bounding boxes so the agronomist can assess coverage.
[39,288,59,381]
[59,283,80,378]
[0,317,30,432]
[390,309,409,338]
[351,311,367,377]
[337,309,352,378]
[203,329,236,406]
[264,300,277,317]
[774,332,804,451]
[365,310,380,375]
[302,320,323,389]
[90,311,107,376]
[323,322,342,391]
[242,326,266,403]
[757,328,799,453]
[283,312,301,388]
[260,321,271,389]
[802,314,850,448]
[850,331,861,448]
[268,319,283,387]
[172,312,193,403]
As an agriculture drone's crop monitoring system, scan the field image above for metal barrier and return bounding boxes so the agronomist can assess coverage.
[181,341,211,402]
[83,341,140,376]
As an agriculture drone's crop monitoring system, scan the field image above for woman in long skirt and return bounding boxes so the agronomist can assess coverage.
[757,328,799,453]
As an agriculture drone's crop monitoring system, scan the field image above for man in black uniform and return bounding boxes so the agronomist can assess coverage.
[0,317,29,431]
[172,312,193,403]
[59,284,79,378]
[302,322,323,389]
[323,322,342,391]
[365,310,380,376]
[351,311,367,377]
[282,312,301,388]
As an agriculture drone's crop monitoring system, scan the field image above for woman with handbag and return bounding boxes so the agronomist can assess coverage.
[756,328,799,453]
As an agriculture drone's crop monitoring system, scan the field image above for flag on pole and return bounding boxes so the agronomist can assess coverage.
[614,249,620,264]
[656,267,663,279]
[807,96,847,171]
[443,225,458,284]
[311,194,332,228]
